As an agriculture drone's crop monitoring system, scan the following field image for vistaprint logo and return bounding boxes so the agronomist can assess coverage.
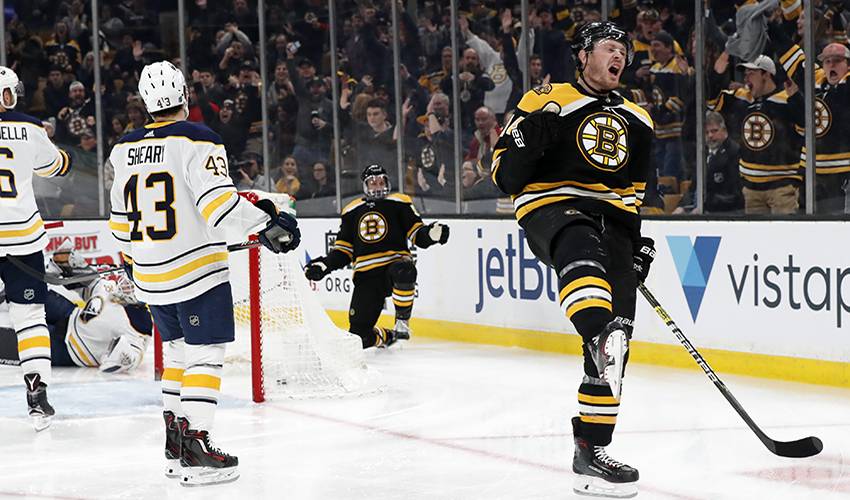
[666,236,722,321]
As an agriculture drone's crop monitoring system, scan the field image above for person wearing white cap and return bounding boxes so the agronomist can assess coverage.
[771,18,850,213]
[708,51,804,214]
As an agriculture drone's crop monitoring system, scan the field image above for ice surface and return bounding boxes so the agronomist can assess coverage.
[1,340,848,500]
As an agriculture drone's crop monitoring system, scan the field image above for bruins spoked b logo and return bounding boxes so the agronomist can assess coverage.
[815,98,831,137]
[742,112,773,151]
[358,212,387,242]
[577,112,629,172]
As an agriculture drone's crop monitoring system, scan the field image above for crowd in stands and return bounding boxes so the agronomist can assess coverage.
[7,0,850,217]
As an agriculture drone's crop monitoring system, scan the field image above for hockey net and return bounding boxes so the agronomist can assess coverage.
[154,192,380,401]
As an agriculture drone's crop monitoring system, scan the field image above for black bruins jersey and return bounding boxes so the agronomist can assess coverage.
[780,43,850,176]
[329,193,424,276]
[709,86,804,190]
[492,83,654,247]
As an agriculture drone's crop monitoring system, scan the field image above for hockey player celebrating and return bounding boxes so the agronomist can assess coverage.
[108,61,300,486]
[304,164,449,348]
[492,22,655,498]
[0,66,72,431]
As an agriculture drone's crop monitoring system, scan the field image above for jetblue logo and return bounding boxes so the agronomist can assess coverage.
[666,236,721,321]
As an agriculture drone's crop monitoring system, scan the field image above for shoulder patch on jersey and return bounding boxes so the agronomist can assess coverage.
[617,99,654,130]
[0,111,45,127]
[342,197,366,215]
[532,83,553,95]
[767,91,790,104]
[732,87,753,102]
[386,193,413,204]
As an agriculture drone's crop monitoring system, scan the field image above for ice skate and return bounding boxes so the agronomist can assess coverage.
[377,328,408,349]
[393,318,412,339]
[25,373,54,432]
[180,423,239,486]
[587,321,628,401]
[163,411,182,478]
[572,418,638,498]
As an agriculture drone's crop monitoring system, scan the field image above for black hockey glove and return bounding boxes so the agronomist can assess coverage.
[256,198,301,254]
[304,256,331,281]
[633,237,656,284]
[512,109,563,154]
[427,222,450,245]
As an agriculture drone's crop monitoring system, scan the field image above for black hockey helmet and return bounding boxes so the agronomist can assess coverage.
[570,21,633,70]
[361,164,390,200]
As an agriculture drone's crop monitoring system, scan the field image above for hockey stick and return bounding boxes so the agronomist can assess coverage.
[7,241,264,287]
[638,282,823,458]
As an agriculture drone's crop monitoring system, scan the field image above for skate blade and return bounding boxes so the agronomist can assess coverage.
[180,466,239,486]
[165,459,181,478]
[31,414,51,432]
[602,330,626,401]
[574,476,637,498]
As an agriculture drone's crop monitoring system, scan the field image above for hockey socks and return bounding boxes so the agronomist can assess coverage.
[181,343,224,433]
[10,302,51,385]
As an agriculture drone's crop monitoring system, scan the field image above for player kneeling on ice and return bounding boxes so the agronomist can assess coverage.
[107,61,300,486]
[0,66,72,431]
[0,247,153,374]
[304,164,449,348]
[493,21,656,498]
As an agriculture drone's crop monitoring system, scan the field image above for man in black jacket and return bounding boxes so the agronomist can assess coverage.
[675,112,744,214]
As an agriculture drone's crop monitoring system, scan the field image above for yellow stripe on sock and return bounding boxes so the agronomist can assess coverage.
[566,298,612,318]
[182,374,221,390]
[18,336,50,351]
[578,393,619,405]
[162,368,185,382]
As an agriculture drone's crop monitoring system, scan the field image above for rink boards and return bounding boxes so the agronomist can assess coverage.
[48,218,850,387]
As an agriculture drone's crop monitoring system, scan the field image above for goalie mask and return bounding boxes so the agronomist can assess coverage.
[570,21,633,71]
[361,164,390,200]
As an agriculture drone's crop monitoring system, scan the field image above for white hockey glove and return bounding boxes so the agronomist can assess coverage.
[99,333,150,373]
[427,222,450,245]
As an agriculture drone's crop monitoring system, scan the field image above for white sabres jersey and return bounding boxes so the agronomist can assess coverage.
[108,120,270,304]
[0,111,70,257]
[65,279,153,368]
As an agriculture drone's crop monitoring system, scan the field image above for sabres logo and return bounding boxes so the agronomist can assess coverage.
[577,112,629,172]
[742,112,773,151]
[358,212,387,243]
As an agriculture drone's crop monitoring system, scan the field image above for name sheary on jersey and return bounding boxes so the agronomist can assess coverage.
[0,124,28,141]
[126,144,164,165]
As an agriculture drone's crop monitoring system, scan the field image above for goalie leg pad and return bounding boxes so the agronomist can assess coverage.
[8,302,51,384]
[162,338,186,416]
[181,343,225,433]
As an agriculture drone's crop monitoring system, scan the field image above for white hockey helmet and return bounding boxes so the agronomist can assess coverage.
[138,61,187,115]
[0,66,23,109]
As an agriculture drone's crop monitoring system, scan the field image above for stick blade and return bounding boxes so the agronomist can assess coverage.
[768,436,823,458]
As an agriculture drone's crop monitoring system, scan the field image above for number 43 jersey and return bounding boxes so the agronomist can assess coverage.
[0,111,71,257]
[108,121,270,305]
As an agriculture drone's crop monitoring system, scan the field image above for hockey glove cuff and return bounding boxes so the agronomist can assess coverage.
[633,237,656,284]
[256,199,301,254]
[304,257,330,281]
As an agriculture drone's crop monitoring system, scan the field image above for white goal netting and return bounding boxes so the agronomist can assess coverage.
[225,192,381,401]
